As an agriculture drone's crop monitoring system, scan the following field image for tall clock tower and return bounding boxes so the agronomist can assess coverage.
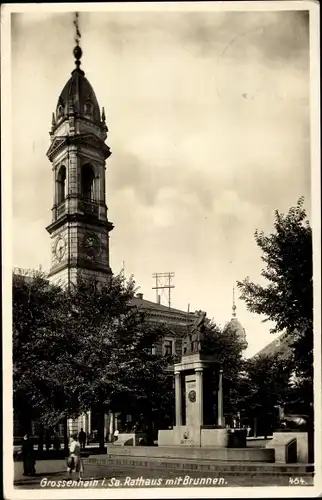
[46,44,113,285]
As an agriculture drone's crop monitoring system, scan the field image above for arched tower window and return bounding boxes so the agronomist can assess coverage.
[81,164,95,201]
[84,100,93,118]
[57,166,66,204]
[57,105,64,119]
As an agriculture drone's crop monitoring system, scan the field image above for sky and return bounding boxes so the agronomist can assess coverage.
[11,6,311,357]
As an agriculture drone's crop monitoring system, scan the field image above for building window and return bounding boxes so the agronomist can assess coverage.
[163,339,173,356]
[81,164,95,201]
[57,104,64,119]
[57,165,66,204]
[84,101,94,118]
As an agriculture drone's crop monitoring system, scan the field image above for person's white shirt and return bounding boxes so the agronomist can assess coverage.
[113,430,119,437]
[69,440,81,457]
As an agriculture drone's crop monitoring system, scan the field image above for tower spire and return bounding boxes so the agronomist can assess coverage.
[73,12,83,72]
[232,286,237,318]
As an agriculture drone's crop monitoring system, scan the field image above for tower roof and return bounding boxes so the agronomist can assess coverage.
[225,287,247,349]
[54,45,103,128]
[227,317,247,344]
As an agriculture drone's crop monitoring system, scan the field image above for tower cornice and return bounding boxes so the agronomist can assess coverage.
[50,115,107,138]
[47,133,111,162]
[46,212,114,235]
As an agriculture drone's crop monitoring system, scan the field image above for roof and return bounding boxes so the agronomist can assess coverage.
[253,331,293,359]
[12,268,41,283]
[130,296,194,331]
[130,296,190,317]
[53,46,104,130]
[224,290,247,350]
[225,316,248,349]
[56,67,101,126]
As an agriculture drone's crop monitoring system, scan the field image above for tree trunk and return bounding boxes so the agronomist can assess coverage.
[97,406,105,451]
[253,417,257,438]
[38,423,44,451]
[63,418,69,454]
[263,410,268,439]
[145,408,154,445]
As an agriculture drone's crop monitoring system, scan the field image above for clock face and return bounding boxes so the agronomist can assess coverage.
[55,236,66,261]
[83,233,101,259]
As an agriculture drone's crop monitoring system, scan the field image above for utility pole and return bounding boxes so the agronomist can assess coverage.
[152,272,175,308]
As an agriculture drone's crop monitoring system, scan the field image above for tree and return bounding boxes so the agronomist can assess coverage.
[62,275,177,447]
[236,352,294,436]
[13,271,175,449]
[13,273,65,419]
[237,198,313,388]
[200,321,246,420]
[13,270,74,450]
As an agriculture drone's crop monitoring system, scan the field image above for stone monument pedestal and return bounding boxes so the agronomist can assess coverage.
[267,431,309,463]
[158,353,229,447]
[112,432,147,447]
[158,426,229,447]
[265,433,297,463]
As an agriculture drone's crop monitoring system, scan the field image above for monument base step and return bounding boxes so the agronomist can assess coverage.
[105,444,274,462]
[85,455,314,476]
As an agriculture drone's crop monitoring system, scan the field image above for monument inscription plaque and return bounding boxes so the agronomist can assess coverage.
[188,390,196,403]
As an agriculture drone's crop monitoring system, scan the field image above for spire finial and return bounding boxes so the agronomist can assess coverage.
[73,12,82,70]
[232,286,237,317]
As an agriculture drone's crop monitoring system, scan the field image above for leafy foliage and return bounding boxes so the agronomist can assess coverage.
[237,197,313,382]
[13,271,68,426]
[202,321,245,372]
[237,353,294,415]
[13,272,175,431]
[201,321,246,416]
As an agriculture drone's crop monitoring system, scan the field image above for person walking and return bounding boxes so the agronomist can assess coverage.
[113,429,119,443]
[78,428,86,450]
[67,434,84,481]
[21,434,36,476]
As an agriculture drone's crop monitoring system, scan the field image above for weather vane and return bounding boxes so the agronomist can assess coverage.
[73,12,81,46]
[73,12,83,69]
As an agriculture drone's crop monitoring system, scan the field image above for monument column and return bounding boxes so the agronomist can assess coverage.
[174,371,182,426]
[217,369,224,426]
[195,368,204,426]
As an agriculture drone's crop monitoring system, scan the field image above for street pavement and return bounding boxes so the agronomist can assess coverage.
[14,458,314,489]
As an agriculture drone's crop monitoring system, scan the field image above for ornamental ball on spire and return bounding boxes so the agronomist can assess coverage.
[73,45,82,61]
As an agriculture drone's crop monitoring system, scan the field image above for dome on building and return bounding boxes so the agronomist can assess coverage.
[54,46,103,127]
[226,316,247,347]
[225,288,248,349]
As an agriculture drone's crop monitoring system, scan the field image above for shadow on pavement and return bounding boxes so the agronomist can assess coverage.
[14,471,64,486]
[14,447,107,462]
